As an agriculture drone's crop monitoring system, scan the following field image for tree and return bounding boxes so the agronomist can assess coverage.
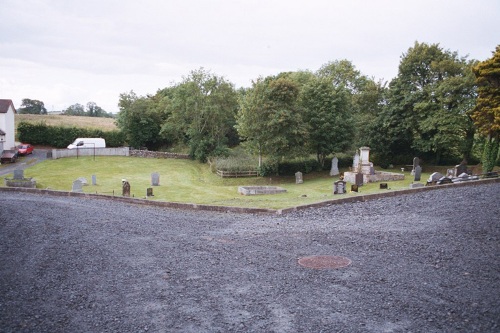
[372,42,476,164]
[472,45,500,172]
[63,103,86,116]
[116,91,167,149]
[18,98,47,114]
[300,76,353,167]
[160,68,239,162]
[236,76,308,167]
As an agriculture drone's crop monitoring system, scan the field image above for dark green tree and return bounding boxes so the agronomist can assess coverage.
[300,76,353,167]
[160,68,239,162]
[63,103,86,116]
[472,45,500,172]
[372,42,476,164]
[18,98,47,114]
[236,76,308,167]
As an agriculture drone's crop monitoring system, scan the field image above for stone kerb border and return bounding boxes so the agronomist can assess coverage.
[1,177,498,215]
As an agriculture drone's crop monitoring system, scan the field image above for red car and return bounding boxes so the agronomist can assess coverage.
[17,143,34,155]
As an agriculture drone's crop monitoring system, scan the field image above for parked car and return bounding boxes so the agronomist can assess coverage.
[17,143,34,155]
[0,150,18,164]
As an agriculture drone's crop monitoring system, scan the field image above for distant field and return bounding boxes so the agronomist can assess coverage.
[15,114,118,131]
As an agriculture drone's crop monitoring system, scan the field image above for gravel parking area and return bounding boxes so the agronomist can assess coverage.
[1,182,499,332]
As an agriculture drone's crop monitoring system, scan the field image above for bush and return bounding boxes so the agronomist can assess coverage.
[17,121,126,148]
[277,159,321,175]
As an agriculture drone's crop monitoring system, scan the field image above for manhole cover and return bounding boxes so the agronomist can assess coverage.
[298,255,351,269]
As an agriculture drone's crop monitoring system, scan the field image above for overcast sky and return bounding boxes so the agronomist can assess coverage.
[1,0,499,113]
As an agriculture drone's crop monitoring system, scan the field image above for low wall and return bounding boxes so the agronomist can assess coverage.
[129,150,190,159]
[52,147,130,159]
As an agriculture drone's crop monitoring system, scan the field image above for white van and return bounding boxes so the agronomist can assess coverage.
[67,138,106,149]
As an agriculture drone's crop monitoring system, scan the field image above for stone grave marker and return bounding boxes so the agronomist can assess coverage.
[122,180,130,197]
[92,175,97,185]
[334,180,346,194]
[352,152,360,172]
[411,157,420,175]
[151,172,160,186]
[72,180,83,193]
[295,171,303,184]
[428,172,444,183]
[330,157,339,176]
[414,165,422,181]
[455,161,467,177]
[13,169,24,180]
[147,188,154,197]
[77,177,88,185]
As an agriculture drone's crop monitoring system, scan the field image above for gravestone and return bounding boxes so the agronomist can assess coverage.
[330,157,339,176]
[13,169,24,180]
[151,172,160,186]
[428,172,444,183]
[92,175,97,185]
[411,157,420,175]
[352,152,360,172]
[77,177,88,185]
[446,168,454,178]
[455,162,467,177]
[147,188,154,197]
[380,183,388,189]
[355,173,364,186]
[334,180,346,194]
[369,162,375,175]
[414,165,422,181]
[295,171,303,184]
[122,180,131,197]
[351,184,358,192]
[72,180,83,193]
[410,183,424,189]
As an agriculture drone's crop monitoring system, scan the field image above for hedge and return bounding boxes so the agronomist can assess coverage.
[17,122,126,148]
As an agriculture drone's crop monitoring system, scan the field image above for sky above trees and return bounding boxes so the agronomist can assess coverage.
[1,0,499,113]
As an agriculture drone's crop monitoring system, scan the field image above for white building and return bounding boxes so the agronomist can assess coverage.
[0,99,16,153]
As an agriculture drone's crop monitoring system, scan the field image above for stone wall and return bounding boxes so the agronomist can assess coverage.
[129,150,190,159]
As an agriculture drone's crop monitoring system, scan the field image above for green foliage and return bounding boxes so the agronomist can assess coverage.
[277,159,321,175]
[372,42,476,164]
[16,121,125,148]
[257,162,278,177]
[214,150,258,172]
[17,98,47,114]
[64,102,114,118]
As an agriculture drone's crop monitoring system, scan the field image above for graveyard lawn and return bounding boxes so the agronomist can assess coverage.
[0,156,468,210]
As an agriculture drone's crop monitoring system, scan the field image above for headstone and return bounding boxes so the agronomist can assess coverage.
[72,180,83,193]
[147,187,154,197]
[330,157,339,176]
[412,157,420,175]
[13,169,24,180]
[351,184,358,192]
[352,152,360,172]
[446,168,455,178]
[334,180,346,194]
[455,163,467,177]
[428,172,444,183]
[414,165,422,181]
[380,183,388,189]
[77,177,88,185]
[122,179,130,197]
[410,183,424,189]
[295,171,303,184]
[151,172,160,186]
[355,173,364,186]
[369,162,375,175]
[92,175,97,185]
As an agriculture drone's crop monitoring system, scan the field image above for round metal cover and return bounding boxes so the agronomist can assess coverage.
[298,255,351,269]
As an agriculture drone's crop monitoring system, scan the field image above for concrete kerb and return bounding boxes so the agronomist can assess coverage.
[1,177,499,215]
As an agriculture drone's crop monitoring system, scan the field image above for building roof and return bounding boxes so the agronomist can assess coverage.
[0,99,16,113]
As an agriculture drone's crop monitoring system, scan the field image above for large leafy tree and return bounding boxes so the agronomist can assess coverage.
[18,98,47,114]
[373,42,476,164]
[160,68,239,162]
[472,46,500,172]
[63,103,86,116]
[300,76,353,167]
[236,76,308,167]
[116,91,167,149]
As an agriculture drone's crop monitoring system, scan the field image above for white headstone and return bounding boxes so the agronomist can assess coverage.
[151,172,160,186]
[330,157,339,176]
[72,180,83,193]
[295,171,303,184]
[353,152,360,172]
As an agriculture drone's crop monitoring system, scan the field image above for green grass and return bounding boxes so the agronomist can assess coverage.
[1,156,457,209]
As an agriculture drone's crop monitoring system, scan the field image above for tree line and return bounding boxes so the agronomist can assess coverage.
[17,99,114,118]
[116,42,499,172]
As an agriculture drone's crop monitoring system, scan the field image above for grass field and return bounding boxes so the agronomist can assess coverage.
[2,156,453,209]
[15,114,118,131]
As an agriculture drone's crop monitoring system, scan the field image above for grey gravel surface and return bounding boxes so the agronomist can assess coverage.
[1,182,499,333]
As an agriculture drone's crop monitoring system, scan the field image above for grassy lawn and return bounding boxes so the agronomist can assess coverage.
[1,156,455,210]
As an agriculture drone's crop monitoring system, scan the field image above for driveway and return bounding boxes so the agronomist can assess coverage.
[0,147,49,176]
